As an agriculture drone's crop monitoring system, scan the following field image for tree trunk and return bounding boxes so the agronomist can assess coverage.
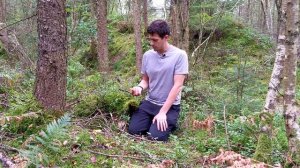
[133,0,143,72]
[246,0,251,24]
[35,0,67,111]
[95,0,109,72]
[283,0,300,164]
[264,0,286,113]
[170,0,189,53]
[0,0,4,21]
[142,0,148,35]
[260,0,271,34]
[170,0,179,48]
[0,0,34,70]
[253,0,286,163]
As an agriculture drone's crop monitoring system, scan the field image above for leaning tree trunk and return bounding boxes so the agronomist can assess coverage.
[283,0,300,165]
[170,0,189,53]
[264,0,286,114]
[35,0,67,111]
[0,0,33,70]
[95,0,109,72]
[253,0,286,163]
[133,0,143,72]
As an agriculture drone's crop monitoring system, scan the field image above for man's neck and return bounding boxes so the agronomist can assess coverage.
[157,43,169,54]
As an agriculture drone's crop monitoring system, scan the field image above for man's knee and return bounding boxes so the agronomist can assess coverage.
[128,123,140,135]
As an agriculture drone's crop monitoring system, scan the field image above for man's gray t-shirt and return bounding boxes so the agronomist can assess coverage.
[141,45,189,105]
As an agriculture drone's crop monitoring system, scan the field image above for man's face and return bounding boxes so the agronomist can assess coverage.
[148,33,168,52]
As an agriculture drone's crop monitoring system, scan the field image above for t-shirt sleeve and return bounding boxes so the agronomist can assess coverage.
[141,54,147,74]
[175,51,189,75]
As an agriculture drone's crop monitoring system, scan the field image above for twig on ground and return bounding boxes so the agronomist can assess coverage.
[0,144,19,153]
[223,105,231,149]
[87,150,157,162]
[0,112,40,126]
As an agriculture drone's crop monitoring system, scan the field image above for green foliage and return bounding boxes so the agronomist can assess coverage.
[1,1,293,167]
[0,44,9,60]
[67,1,96,49]
[3,115,45,135]
[20,113,71,167]
[68,58,86,79]
[109,32,136,72]
[79,40,98,69]
[99,88,140,116]
[77,130,93,146]
[74,93,100,117]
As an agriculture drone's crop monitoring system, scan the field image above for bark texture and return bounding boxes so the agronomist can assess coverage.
[95,0,109,72]
[170,0,190,52]
[133,0,143,72]
[283,0,300,164]
[142,0,148,34]
[35,0,67,111]
[0,0,4,22]
[264,0,286,112]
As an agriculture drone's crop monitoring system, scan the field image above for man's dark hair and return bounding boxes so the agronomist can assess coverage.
[147,20,170,38]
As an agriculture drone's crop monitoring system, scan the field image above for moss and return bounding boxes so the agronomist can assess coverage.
[77,130,93,146]
[79,39,98,69]
[253,133,273,164]
[74,94,100,117]
[122,99,139,115]
[100,92,131,115]
[4,115,45,135]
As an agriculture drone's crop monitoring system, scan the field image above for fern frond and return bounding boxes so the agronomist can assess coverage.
[45,113,71,138]
[20,113,71,167]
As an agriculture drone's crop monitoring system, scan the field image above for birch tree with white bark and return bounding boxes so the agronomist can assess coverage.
[282,0,300,164]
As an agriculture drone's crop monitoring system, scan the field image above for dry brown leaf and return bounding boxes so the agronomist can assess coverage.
[192,116,214,135]
[12,155,28,168]
[117,120,127,131]
[162,159,175,167]
[210,149,267,168]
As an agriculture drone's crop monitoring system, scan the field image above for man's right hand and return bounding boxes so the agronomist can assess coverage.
[130,86,143,96]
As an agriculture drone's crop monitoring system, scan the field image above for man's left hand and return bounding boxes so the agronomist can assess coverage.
[153,112,168,131]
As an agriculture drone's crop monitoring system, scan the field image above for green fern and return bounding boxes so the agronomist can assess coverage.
[20,113,71,167]
[36,113,71,151]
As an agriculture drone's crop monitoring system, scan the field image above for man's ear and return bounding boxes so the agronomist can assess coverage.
[164,35,169,40]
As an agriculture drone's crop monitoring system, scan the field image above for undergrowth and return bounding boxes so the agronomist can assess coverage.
[0,14,292,167]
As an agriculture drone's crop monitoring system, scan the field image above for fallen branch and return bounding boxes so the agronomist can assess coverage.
[0,13,37,31]
[223,105,231,149]
[87,150,156,162]
[0,112,40,126]
[0,144,18,153]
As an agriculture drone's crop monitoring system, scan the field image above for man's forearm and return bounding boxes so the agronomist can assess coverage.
[138,80,148,90]
[159,85,183,114]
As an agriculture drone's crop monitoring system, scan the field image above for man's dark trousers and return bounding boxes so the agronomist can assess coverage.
[128,100,180,141]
